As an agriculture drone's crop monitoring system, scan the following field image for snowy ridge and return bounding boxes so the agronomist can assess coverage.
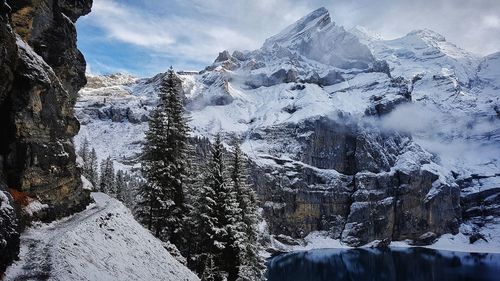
[478,52,500,88]
[4,193,199,281]
[263,7,331,48]
[368,29,480,82]
[260,7,374,69]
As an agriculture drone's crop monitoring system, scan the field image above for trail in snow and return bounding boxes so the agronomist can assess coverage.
[5,194,111,281]
[4,193,199,281]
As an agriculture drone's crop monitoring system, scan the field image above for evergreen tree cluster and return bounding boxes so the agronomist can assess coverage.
[78,138,99,187]
[137,68,266,281]
[78,138,143,210]
[193,135,266,281]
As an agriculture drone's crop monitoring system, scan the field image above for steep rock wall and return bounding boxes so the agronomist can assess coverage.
[0,0,92,273]
[256,117,461,246]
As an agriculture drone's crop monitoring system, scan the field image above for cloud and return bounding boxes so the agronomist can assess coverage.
[77,0,500,76]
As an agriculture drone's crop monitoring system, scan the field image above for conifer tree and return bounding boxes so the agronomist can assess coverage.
[139,67,191,247]
[78,137,90,170]
[230,143,266,281]
[115,170,127,201]
[138,89,168,235]
[195,134,242,280]
[99,156,116,195]
[201,254,225,281]
[161,67,191,248]
[88,148,99,189]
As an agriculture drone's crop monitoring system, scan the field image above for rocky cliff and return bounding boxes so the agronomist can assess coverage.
[0,0,92,273]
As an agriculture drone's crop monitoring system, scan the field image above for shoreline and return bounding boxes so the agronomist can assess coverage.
[269,224,500,255]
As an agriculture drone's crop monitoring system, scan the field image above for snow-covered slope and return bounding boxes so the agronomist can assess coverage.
[360,28,480,82]
[478,52,500,88]
[350,25,500,192]
[262,7,374,69]
[4,193,199,281]
[75,7,500,250]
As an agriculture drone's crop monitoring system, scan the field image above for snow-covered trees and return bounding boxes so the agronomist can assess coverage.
[115,170,126,201]
[230,143,266,281]
[78,138,99,189]
[78,137,90,169]
[193,134,240,279]
[138,67,191,248]
[135,68,265,281]
[100,156,116,195]
[192,135,265,281]
[87,148,99,187]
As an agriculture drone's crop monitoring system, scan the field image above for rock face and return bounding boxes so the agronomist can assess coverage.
[0,0,92,273]
[252,118,461,246]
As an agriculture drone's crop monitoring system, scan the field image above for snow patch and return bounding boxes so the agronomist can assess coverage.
[5,193,199,281]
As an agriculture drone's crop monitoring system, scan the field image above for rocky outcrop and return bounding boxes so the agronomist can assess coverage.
[255,117,461,246]
[0,0,92,273]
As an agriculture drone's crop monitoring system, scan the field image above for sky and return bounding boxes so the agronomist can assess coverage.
[77,0,500,77]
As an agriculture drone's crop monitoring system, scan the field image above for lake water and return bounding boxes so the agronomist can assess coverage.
[266,247,500,281]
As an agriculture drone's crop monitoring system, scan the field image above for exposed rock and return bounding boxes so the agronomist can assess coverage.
[319,70,343,86]
[214,50,232,63]
[274,234,303,246]
[0,0,92,272]
[469,232,487,244]
[58,0,93,22]
[369,60,391,77]
[411,232,438,246]
[10,0,91,95]
[254,117,461,246]
[231,50,248,61]
[0,1,20,274]
[270,69,298,84]
[263,7,374,69]
[365,77,411,116]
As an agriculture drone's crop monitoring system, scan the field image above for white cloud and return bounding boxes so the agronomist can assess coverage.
[482,15,500,28]
[80,0,500,74]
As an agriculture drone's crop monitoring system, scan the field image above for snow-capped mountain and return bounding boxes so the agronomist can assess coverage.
[261,7,374,69]
[365,28,480,82]
[75,7,500,249]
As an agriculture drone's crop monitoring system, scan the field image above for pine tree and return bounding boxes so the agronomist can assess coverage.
[138,94,168,235]
[195,134,242,280]
[78,137,90,170]
[115,170,127,201]
[201,254,225,281]
[88,148,99,189]
[139,67,191,247]
[161,67,191,248]
[99,156,116,195]
[230,142,266,281]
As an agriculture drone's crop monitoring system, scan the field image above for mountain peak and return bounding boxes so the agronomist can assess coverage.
[407,29,446,42]
[307,7,329,18]
[260,7,374,69]
[263,7,332,48]
[350,26,383,44]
